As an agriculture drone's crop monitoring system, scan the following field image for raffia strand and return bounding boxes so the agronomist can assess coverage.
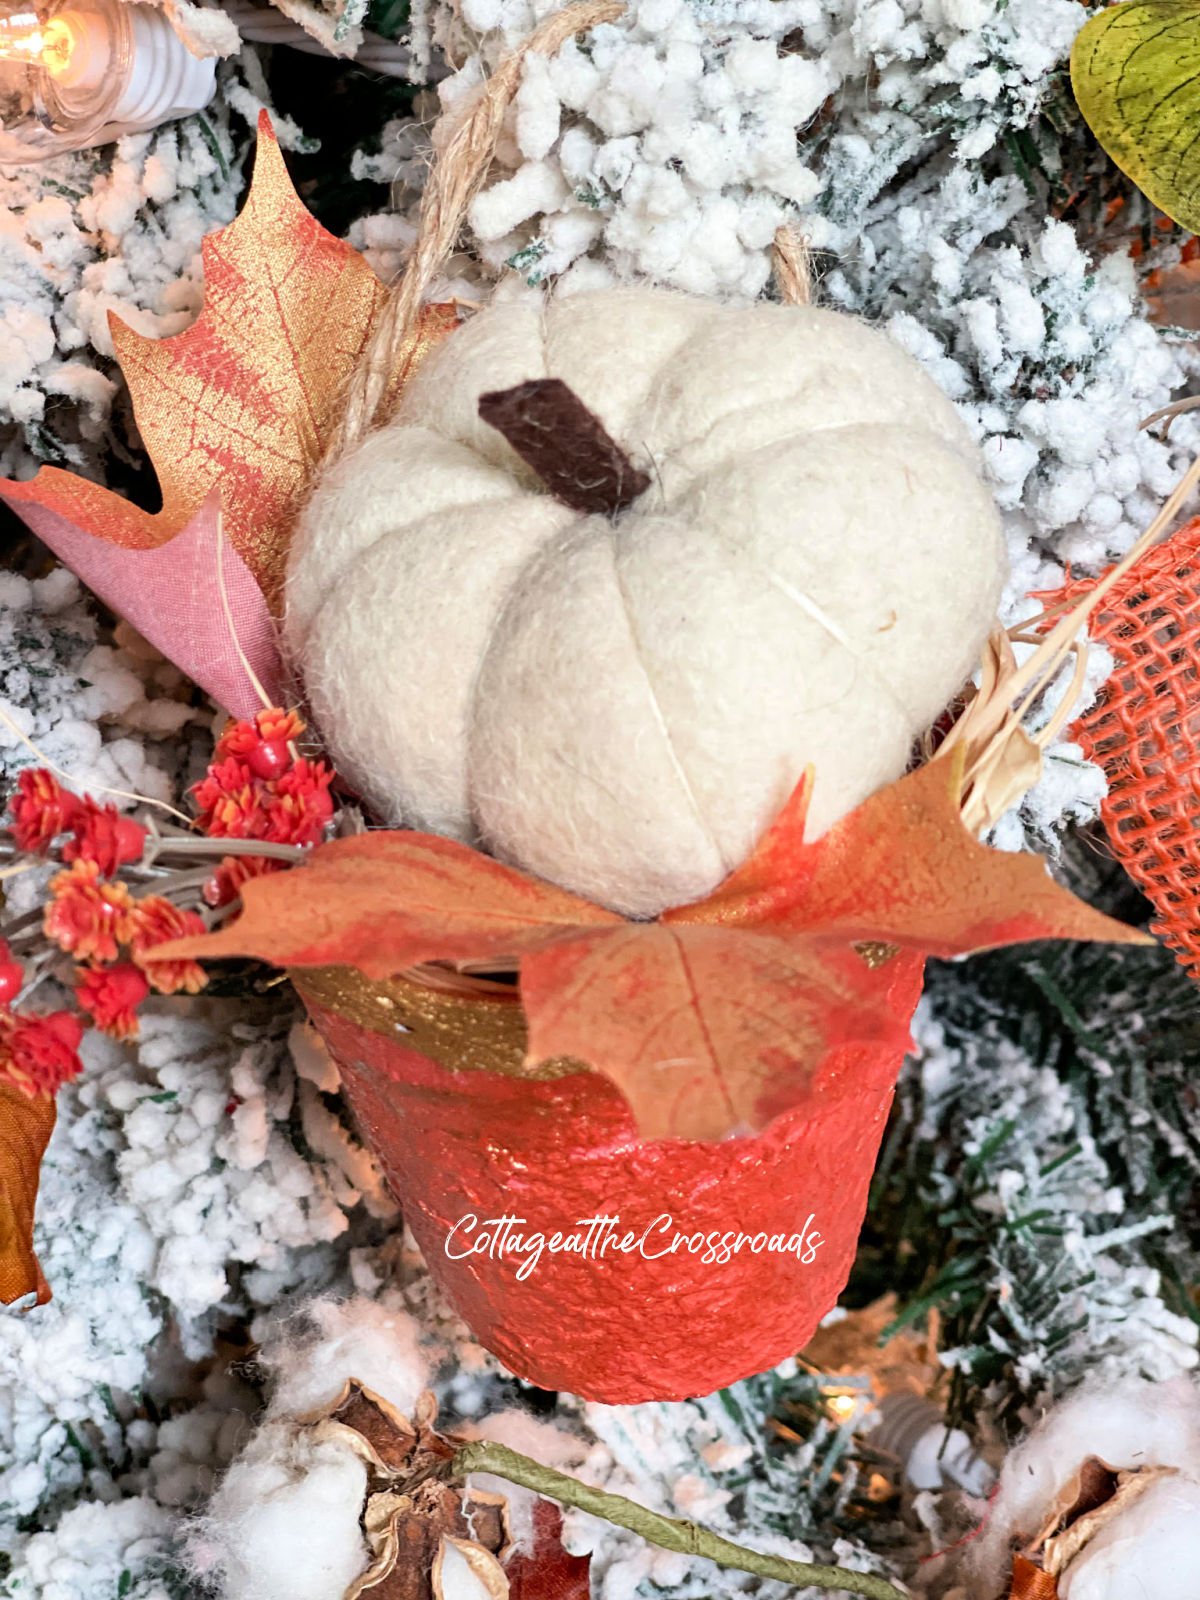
[323,0,625,468]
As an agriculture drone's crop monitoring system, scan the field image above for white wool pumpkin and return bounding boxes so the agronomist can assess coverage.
[286,288,1006,918]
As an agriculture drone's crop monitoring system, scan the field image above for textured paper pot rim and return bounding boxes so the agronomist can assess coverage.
[294,961,925,1403]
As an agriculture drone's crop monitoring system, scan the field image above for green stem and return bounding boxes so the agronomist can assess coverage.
[450,1442,909,1600]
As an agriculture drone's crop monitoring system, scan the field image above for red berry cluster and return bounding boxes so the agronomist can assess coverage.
[0,707,335,1103]
[192,707,334,906]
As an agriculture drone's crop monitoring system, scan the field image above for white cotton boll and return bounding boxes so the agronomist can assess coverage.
[687,195,747,278]
[633,163,690,220]
[969,1377,1200,1593]
[539,211,606,276]
[436,1536,508,1600]
[546,41,602,113]
[197,1424,369,1600]
[662,37,703,83]
[735,192,787,252]
[1060,1477,1200,1599]
[593,136,639,191]
[680,122,735,190]
[557,256,617,294]
[291,289,1004,917]
[724,36,780,94]
[263,1298,430,1420]
[759,159,821,209]
[460,0,504,29]
[635,0,684,35]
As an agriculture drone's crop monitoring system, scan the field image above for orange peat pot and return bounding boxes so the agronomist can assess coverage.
[294,955,925,1405]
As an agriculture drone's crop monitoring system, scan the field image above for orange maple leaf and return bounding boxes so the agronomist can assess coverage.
[0,1084,56,1306]
[1,116,455,613]
[519,925,916,1138]
[170,829,621,976]
[151,751,1147,1142]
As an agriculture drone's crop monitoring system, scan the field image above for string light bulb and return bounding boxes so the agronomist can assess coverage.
[0,0,215,162]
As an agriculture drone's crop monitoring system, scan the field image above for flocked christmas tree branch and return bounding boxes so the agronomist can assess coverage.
[447,1441,910,1600]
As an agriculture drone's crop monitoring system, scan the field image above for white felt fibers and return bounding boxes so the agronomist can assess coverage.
[286,288,1006,917]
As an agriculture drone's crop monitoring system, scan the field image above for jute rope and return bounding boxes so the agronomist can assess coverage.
[772,225,813,306]
[322,0,624,468]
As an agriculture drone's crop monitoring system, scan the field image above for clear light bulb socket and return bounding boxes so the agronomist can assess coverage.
[0,0,215,163]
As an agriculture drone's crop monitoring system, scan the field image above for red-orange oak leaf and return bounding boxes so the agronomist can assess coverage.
[0,1084,56,1306]
[0,116,455,614]
[677,752,1149,956]
[149,752,1146,1142]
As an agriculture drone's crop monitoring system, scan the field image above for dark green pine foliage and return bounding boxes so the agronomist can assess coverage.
[856,857,1200,1435]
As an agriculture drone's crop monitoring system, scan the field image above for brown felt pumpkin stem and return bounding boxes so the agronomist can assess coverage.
[447,1441,910,1600]
[478,378,651,515]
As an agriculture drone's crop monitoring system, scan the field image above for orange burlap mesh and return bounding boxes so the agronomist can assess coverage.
[1061,515,1200,979]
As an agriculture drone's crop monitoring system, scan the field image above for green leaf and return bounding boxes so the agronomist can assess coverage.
[1072,0,1200,231]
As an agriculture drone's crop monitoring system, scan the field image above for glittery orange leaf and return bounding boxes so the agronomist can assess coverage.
[2,115,456,613]
[0,1084,56,1306]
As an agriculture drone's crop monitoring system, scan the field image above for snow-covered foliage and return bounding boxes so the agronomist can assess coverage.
[887,939,1200,1437]
[0,108,243,480]
[0,1003,395,1590]
[0,568,195,811]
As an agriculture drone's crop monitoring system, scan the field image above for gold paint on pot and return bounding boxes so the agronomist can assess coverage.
[854,940,900,970]
[290,965,579,1081]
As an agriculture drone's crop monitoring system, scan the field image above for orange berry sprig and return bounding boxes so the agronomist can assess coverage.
[0,708,337,1102]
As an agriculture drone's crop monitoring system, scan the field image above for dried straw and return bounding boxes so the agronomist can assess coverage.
[322,0,624,468]
[940,451,1200,830]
